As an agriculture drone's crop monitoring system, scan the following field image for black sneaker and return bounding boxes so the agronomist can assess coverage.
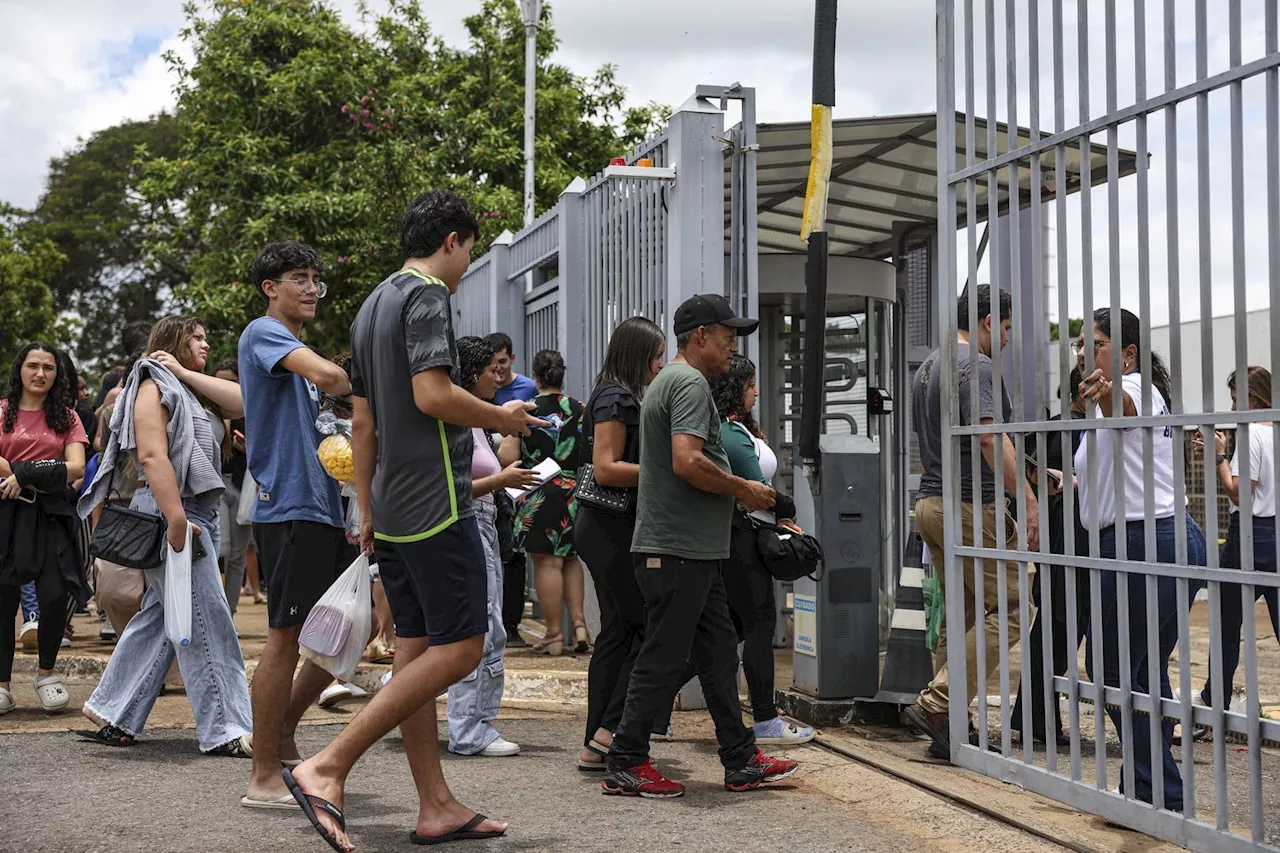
[505,629,528,649]
[724,749,799,791]
[904,702,953,761]
[207,735,252,758]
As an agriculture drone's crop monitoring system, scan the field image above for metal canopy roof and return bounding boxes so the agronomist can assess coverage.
[730,112,1138,259]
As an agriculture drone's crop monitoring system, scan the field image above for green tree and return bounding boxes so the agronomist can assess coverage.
[141,0,666,357]
[30,115,184,369]
[0,205,66,363]
[1049,317,1085,342]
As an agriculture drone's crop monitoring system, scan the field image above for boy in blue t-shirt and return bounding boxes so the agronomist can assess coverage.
[238,240,355,810]
[486,332,537,405]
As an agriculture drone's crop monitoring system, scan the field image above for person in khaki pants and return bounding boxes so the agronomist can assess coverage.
[904,284,1041,762]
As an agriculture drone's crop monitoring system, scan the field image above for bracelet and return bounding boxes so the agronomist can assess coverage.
[1215,454,1227,465]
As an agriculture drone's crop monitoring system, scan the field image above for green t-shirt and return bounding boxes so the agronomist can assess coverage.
[631,363,735,560]
[720,420,766,484]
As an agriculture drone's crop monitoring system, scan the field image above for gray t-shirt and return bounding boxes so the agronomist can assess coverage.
[914,342,1012,504]
[631,363,735,561]
[350,269,474,542]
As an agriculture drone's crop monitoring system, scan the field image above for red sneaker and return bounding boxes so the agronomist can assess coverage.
[724,749,799,791]
[602,760,685,798]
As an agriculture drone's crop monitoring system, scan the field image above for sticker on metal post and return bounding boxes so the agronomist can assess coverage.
[793,594,817,657]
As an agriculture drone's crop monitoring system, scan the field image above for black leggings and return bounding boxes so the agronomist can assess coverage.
[722,523,779,722]
[1,584,69,681]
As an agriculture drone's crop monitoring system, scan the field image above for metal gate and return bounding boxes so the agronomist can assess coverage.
[936,2,1279,851]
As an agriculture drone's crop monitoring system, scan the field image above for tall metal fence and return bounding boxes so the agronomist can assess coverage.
[936,2,1279,851]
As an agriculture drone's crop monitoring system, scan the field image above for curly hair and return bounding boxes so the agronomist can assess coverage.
[250,240,324,302]
[456,336,495,394]
[710,354,762,439]
[3,342,75,435]
[401,190,481,262]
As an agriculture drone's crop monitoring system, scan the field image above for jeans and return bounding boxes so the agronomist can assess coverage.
[577,507,644,745]
[19,582,38,623]
[723,522,779,722]
[609,554,755,772]
[219,482,252,614]
[447,501,507,755]
[1202,513,1280,702]
[1086,515,1207,812]
[85,489,252,751]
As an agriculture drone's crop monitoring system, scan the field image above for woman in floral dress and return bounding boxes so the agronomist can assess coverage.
[500,350,586,656]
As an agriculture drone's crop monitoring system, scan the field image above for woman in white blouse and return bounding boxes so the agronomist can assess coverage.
[1074,307,1207,814]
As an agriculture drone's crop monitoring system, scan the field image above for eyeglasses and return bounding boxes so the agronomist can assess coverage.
[1069,339,1107,359]
[268,278,328,298]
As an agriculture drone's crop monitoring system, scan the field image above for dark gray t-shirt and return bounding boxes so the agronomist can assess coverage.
[914,342,1012,504]
[350,269,474,542]
[631,363,735,561]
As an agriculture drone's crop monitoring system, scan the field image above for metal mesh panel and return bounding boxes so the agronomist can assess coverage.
[579,173,671,391]
[905,242,932,349]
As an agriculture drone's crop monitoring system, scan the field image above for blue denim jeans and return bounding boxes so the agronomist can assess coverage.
[447,501,506,754]
[1203,513,1279,701]
[19,582,38,623]
[85,489,252,751]
[1086,515,1207,812]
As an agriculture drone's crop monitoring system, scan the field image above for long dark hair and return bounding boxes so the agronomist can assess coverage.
[456,336,495,394]
[711,354,762,439]
[3,342,74,435]
[1093,307,1172,410]
[594,316,665,400]
[532,349,566,389]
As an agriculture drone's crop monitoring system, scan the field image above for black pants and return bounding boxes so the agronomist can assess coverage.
[609,554,755,772]
[723,523,778,722]
[578,508,644,745]
[0,584,69,681]
[1012,493,1090,738]
[1203,514,1280,702]
[495,494,526,633]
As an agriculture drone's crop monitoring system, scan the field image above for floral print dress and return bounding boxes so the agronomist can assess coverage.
[513,393,585,557]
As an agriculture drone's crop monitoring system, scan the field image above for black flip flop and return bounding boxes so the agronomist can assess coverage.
[75,726,136,747]
[282,768,346,853]
[409,814,506,846]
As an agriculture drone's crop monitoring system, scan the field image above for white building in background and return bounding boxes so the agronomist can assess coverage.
[1149,308,1272,415]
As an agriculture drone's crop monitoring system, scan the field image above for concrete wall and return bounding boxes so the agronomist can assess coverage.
[1149,309,1272,415]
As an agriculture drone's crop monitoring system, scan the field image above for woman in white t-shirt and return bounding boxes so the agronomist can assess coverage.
[1074,307,1207,814]
[1198,366,1278,709]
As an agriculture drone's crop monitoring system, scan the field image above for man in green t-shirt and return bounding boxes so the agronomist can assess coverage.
[604,294,800,800]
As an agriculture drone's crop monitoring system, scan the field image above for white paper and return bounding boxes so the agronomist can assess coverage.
[505,456,561,501]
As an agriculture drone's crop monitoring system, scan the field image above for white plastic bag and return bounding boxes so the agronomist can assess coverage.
[163,524,194,648]
[236,470,257,526]
[299,553,371,681]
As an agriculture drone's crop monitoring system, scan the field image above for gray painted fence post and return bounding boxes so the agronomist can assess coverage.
[486,230,520,353]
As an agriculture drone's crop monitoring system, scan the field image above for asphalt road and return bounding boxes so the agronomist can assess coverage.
[1,716,939,853]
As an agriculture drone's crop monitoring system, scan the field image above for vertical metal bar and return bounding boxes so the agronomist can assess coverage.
[1194,0,1228,830]
[1163,0,1195,816]
[1103,0,1137,806]
[937,0,969,764]
[1132,0,1166,813]
[1052,0,1082,783]
[1002,0,1021,762]
[1264,2,1280,841]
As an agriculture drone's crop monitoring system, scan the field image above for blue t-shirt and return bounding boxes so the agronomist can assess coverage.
[494,373,537,405]
[238,317,344,528]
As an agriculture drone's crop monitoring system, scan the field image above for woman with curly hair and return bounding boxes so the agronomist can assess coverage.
[447,336,539,756]
[710,354,814,745]
[0,342,89,714]
[499,349,588,655]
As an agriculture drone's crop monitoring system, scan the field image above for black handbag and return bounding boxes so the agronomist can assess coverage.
[88,455,166,570]
[573,463,635,515]
[749,516,825,582]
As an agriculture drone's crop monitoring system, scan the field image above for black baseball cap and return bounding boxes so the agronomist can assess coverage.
[672,293,759,337]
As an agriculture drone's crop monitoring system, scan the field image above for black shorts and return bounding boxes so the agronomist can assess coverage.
[253,520,348,629]
[375,518,487,646]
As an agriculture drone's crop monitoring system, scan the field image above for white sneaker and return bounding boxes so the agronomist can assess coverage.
[60,635,71,649]
[19,621,38,650]
[0,687,14,715]
[344,682,368,699]
[380,671,393,687]
[317,683,353,708]
[479,737,521,757]
[753,718,816,745]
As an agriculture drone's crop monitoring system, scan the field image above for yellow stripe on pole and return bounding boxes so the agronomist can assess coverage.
[800,103,834,242]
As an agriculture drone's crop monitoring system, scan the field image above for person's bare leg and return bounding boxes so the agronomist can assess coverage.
[394,637,508,839]
[533,555,564,643]
[562,556,586,629]
[245,548,265,603]
[245,625,313,801]
[288,633,488,853]
[278,659,333,762]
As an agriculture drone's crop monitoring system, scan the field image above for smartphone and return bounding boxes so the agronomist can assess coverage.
[1024,457,1063,488]
[14,488,37,504]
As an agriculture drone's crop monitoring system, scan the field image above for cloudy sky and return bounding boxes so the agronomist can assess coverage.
[1,0,1274,333]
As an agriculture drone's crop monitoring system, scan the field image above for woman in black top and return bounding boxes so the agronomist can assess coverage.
[574,317,666,770]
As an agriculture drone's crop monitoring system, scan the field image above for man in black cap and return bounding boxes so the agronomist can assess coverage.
[603,293,799,799]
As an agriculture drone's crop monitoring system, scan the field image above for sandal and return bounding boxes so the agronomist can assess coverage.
[207,734,253,758]
[573,625,592,653]
[532,634,563,656]
[282,768,346,853]
[410,814,506,845]
[76,724,137,747]
[34,675,69,712]
[369,643,395,665]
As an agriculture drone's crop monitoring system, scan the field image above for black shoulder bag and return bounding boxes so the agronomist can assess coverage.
[573,388,635,516]
[88,453,166,570]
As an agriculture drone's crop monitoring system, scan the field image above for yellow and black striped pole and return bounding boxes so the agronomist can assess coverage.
[798,0,837,472]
